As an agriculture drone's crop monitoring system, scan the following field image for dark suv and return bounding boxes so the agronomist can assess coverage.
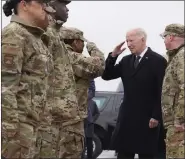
[91,88,124,158]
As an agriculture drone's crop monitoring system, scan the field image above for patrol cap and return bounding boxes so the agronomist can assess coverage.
[44,5,56,13]
[3,0,55,16]
[58,0,71,4]
[61,27,87,42]
[5,0,52,6]
[50,0,71,4]
[47,0,71,12]
[32,0,54,4]
[160,23,184,38]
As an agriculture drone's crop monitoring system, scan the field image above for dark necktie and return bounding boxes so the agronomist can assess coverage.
[134,55,141,68]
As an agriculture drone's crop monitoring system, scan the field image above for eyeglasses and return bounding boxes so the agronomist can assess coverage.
[160,34,169,39]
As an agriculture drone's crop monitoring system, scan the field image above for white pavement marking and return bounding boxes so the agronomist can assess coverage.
[98,151,139,158]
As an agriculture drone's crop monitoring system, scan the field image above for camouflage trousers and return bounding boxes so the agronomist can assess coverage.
[166,125,185,158]
[34,120,84,158]
[34,125,56,158]
[58,121,85,159]
[2,121,36,158]
[48,120,84,159]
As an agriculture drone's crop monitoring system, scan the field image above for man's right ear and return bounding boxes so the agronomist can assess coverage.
[169,35,174,42]
[20,0,29,11]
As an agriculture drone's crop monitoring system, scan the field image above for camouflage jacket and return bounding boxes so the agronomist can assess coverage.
[65,43,105,119]
[46,24,82,128]
[2,15,53,127]
[162,45,184,129]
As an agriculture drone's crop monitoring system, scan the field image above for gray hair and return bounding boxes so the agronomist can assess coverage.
[127,28,147,40]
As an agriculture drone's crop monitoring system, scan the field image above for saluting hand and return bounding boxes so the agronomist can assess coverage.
[111,41,126,57]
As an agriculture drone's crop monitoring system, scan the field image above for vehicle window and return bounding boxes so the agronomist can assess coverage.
[92,97,107,110]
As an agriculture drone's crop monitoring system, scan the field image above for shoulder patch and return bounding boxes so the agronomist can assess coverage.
[3,54,15,67]
[2,43,21,68]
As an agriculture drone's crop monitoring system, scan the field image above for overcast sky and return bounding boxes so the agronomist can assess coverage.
[1,1,184,91]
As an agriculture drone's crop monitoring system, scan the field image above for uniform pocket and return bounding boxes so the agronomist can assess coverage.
[2,122,19,144]
[2,122,35,158]
[36,129,55,158]
[75,134,84,151]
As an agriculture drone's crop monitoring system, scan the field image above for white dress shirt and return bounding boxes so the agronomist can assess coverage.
[137,47,148,62]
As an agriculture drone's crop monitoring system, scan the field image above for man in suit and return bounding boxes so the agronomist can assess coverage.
[85,87,100,159]
[102,28,167,159]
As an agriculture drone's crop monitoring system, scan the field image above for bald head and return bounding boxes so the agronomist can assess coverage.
[126,28,147,55]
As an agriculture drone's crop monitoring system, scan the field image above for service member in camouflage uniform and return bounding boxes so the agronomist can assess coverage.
[2,0,53,158]
[61,27,105,121]
[43,0,93,158]
[161,23,185,158]
[61,27,104,159]
[44,1,105,158]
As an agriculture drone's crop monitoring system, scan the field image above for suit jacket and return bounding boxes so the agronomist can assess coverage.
[102,47,167,154]
[88,80,96,100]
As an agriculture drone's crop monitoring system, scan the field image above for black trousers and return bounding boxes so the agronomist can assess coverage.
[117,152,154,159]
[81,137,93,159]
[86,137,93,159]
[154,139,166,159]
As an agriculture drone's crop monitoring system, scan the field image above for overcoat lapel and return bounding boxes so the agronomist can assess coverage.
[130,48,151,77]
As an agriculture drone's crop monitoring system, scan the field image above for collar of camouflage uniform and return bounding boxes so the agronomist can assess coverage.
[11,15,46,35]
[166,44,185,57]
[166,44,184,64]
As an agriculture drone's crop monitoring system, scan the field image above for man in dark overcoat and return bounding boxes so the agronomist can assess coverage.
[102,28,167,159]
